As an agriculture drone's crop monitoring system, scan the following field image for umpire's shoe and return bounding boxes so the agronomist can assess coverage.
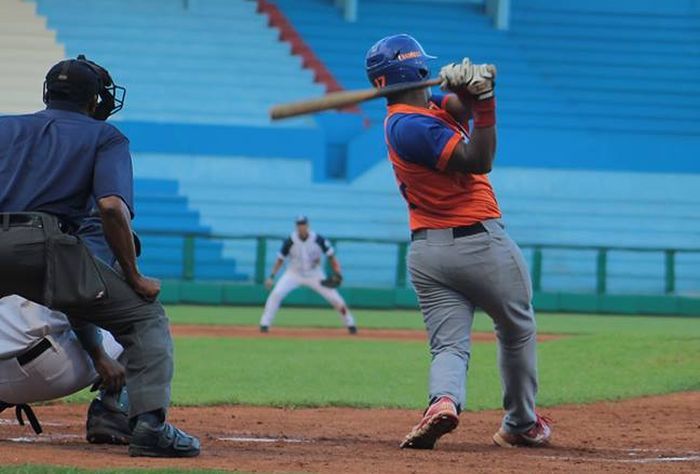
[86,399,132,445]
[129,421,201,457]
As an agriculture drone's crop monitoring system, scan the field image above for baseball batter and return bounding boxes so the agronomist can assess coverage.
[365,34,552,449]
[0,294,131,443]
[260,216,357,334]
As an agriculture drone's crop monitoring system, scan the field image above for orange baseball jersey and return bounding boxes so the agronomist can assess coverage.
[384,94,501,231]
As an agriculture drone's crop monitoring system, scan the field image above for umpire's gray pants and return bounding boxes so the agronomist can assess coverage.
[0,217,173,419]
[65,259,173,419]
[408,219,538,434]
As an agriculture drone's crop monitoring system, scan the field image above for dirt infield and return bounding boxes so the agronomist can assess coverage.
[1,392,698,473]
[170,324,562,342]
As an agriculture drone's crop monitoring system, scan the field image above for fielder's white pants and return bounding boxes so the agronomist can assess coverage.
[0,330,123,405]
[260,270,356,328]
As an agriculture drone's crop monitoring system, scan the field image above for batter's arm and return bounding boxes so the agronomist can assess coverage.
[442,94,472,124]
[444,99,496,175]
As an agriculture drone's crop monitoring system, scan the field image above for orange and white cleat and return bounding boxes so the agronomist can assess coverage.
[400,396,459,449]
[493,414,553,448]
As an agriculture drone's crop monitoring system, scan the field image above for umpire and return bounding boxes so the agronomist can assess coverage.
[0,56,199,457]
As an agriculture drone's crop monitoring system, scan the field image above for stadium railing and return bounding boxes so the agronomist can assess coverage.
[136,231,700,317]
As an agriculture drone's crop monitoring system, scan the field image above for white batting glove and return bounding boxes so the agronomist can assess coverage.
[467,64,496,101]
[439,58,496,101]
[439,58,475,92]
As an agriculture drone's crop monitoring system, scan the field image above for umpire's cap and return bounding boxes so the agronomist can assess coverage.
[44,57,102,105]
[43,54,125,120]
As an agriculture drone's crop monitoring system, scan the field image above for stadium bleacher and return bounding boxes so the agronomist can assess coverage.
[133,179,247,281]
[132,151,700,292]
[33,0,325,126]
[0,0,63,114]
[508,0,700,135]
[274,0,700,134]
[3,0,699,296]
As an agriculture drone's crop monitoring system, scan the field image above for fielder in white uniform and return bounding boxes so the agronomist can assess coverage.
[260,216,357,334]
[0,295,130,442]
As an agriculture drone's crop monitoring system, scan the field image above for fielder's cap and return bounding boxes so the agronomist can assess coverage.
[295,215,309,225]
[45,56,101,104]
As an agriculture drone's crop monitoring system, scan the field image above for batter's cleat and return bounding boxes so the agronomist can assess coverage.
[260,325,269,333]
[348,326,358,335]
[400,396,459,449]
[86,399,132,445]
[492,414,553,448]
[128,421,200,458]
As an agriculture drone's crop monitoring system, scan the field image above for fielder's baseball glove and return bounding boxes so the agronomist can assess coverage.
[320,273,343,288]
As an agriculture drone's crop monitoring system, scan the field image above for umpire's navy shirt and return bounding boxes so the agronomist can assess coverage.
[0,101,134,257]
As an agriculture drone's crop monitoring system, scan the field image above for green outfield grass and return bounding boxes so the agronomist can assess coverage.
[65,306,700,410]
[166,304,700,336]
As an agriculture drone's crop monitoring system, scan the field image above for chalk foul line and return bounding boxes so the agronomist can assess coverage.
[218,435,306,444]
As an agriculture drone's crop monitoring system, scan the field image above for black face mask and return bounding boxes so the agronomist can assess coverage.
[76,55,126,121]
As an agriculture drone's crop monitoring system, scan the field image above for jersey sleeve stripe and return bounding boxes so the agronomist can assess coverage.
[440,94,453,110]
[435,133,462,171]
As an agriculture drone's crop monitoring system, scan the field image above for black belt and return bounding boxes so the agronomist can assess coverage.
[17,338,52,366]
[0,212,74,233]
[411,222,487,241]
[0,213,44,230]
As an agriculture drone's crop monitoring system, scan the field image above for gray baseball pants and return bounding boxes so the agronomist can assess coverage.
[66,258,174,419]
[408,219,538,434]
[0,217,172,419]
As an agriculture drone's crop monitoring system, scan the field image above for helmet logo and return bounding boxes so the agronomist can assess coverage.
[373,76,386,88]
[397,51,422,61]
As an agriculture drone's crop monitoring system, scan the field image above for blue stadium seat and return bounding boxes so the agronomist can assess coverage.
[133,179,247,281]
[23,0,699,294]
[133,152,700,293]
[274,0,700,134]
[32,0,326,126]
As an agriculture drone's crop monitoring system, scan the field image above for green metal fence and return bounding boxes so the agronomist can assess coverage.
[526,245,687,295]
[143,231,700,296]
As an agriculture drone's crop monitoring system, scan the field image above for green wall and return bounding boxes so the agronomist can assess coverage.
[159,281,700,316]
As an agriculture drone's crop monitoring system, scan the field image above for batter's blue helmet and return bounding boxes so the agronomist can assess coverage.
[365,34,436,88]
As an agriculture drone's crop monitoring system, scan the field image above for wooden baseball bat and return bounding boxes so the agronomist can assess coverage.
[270,77,443,120]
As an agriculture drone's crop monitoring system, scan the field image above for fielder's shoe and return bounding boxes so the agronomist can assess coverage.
[492,414,553,448]
[400,396,459,449]
[128,421,200,457]
[348,326,358,335]
[86,399,132,445]
[260,325,269,333]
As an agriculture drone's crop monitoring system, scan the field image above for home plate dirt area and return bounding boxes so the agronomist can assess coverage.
[1,392,698,473]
